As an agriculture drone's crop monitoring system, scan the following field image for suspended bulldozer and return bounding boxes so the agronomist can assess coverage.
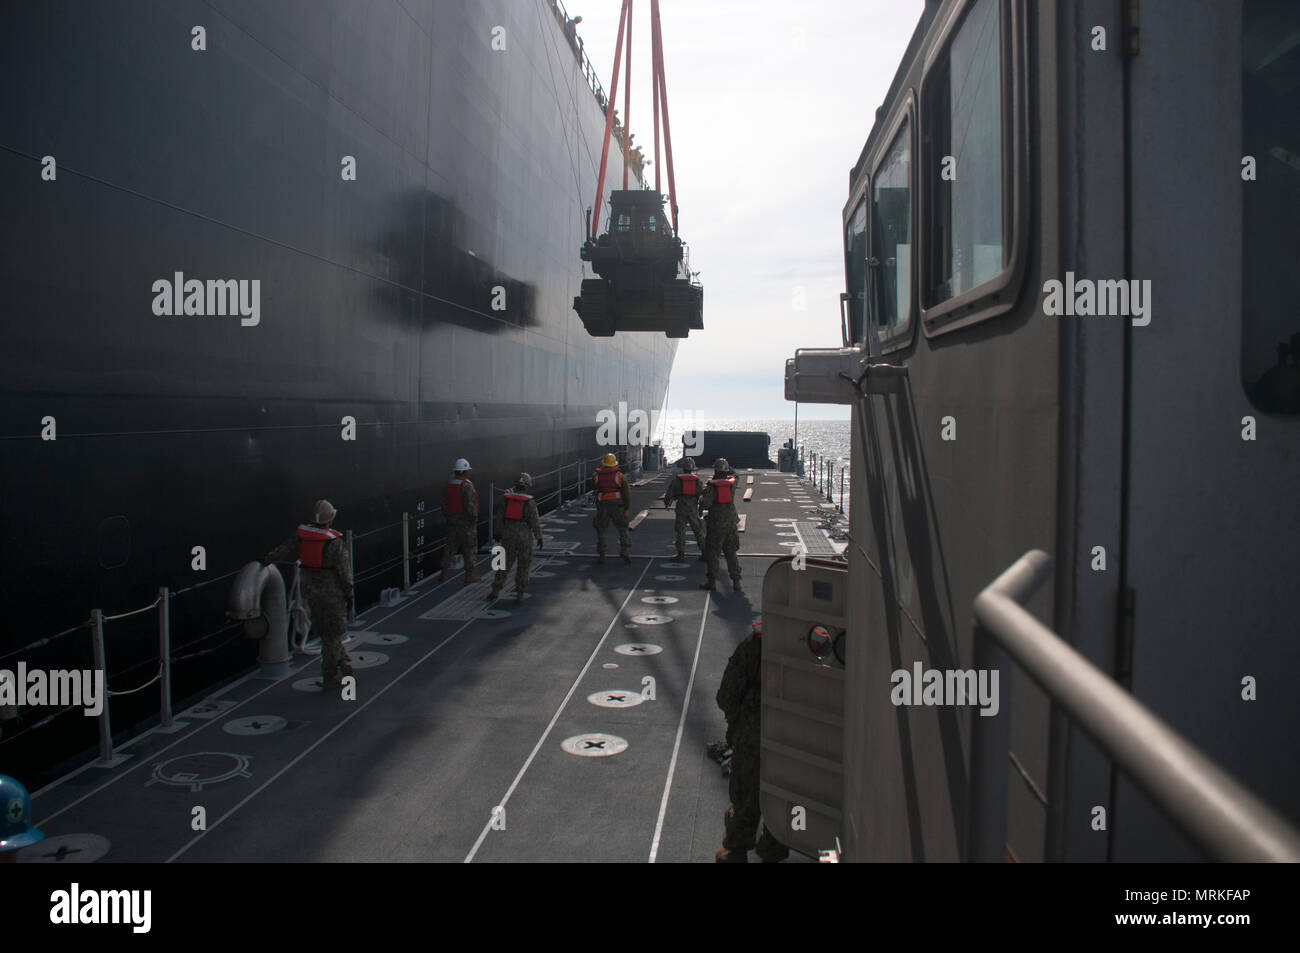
[573,0,703,338]
[575,190,703,337]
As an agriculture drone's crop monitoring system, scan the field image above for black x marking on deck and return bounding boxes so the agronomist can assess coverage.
[584,741,606,749]
[43,845,82,861]
[607,695,626,702]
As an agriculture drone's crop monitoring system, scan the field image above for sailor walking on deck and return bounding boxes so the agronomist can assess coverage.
[265,500,354,689]
[699,458,743,592]
[664,456,706,562]
[490,473,544,603]
[592,452,632,564]
[440,458,483,584]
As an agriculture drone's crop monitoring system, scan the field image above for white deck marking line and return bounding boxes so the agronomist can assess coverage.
[37,556,489,823]
[463,559,653,863]
[166,617,481,863]
[647,593,711,864]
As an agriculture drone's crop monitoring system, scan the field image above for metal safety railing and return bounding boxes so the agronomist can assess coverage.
[967,550,1300,863]
[794,445,850,515]
[548,0,608,107]
[0,448,631,765]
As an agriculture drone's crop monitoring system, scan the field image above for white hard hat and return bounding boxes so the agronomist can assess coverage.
[454,458,471,472]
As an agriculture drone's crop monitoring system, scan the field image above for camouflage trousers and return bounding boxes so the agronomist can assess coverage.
[593,501,630,555]
[704,519,741,584]
[723,740,789,862]
[673,501,705,556]
[306,588,351,681]
[441,518,478,577]
[493,524,535,596]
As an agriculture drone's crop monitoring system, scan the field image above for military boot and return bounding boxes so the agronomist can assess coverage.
[715,847,747,863]
[598,551,606,564]
[621,552,631,565]
[465,571,483,584]
[514,591,525,603]
[675,551,686,561]
[320,672,343,690]
[439,568,450,582]
[732,578,743,592]
[699,580,716,591]
[488,585,502,601]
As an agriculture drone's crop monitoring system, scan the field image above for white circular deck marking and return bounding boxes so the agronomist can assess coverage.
[587,689,645,709]
[561,733,628,757]
[348,651,389,669]
[779,541,802,547]
[530,571,555,578]
[660,561,689,569]
[761,498,791,503]
[542,534,557,541]
[293,677,326,693]
[357,632,408,646]
[550,519,576,525]
[615,642,663,656]
[602,662,619,669]
[768,517,795,522]
[146,752,252,791]
[655,574,685,581]
[777,532,797,537]
[760,481,779,484]
[223,715,288,736]
[20,833,112,864]
[641,596,679,605]
[630,614,672,625]
[475,609,512,619]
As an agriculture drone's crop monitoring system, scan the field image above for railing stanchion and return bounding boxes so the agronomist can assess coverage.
[488,484,495,556]
[90,609,115,765]
[840,468,845,513]
[158,587,172,730]
[401,512,411,591]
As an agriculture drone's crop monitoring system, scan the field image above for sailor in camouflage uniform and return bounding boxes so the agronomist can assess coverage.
[592,452,632,564]
[698,458,743,592]
[490,472,545,602]
[266,499,354,689]
[715,621,788,863]
[663,456,706,561]
[440,458,483,584]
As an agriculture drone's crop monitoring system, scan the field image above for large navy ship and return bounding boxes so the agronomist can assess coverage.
[0,0,675,782]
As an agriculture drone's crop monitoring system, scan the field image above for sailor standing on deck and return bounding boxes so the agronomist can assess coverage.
[592,452,632,564]
[265,500,354,689]
[490,473,544,603]
[699,458,743,592]
[440,458,483,584]
[715,621,788,863]
[664,456,706,562]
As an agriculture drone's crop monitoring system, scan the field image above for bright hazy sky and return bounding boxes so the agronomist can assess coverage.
[573,0,922,419]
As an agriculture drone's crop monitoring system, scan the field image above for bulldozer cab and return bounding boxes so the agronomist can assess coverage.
[575,190,704,338]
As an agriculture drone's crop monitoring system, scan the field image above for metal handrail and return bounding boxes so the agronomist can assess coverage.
[968,550,1300,863]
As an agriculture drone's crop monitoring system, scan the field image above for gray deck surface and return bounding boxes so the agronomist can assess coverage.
[31,471,844,863]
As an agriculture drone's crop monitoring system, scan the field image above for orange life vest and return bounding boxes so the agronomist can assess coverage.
[679,474,699,496]
[504,492,532,521]
[713,476,736,504]
[594,466,622,501]
[296,524,342,570]
[445,479,470,515]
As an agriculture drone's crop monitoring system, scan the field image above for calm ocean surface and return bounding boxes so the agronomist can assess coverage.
[653,417,853,514]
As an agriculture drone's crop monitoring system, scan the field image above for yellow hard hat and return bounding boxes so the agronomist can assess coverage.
[602,453,618,467]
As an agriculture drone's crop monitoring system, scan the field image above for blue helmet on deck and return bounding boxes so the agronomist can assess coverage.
[0,775,44,851]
